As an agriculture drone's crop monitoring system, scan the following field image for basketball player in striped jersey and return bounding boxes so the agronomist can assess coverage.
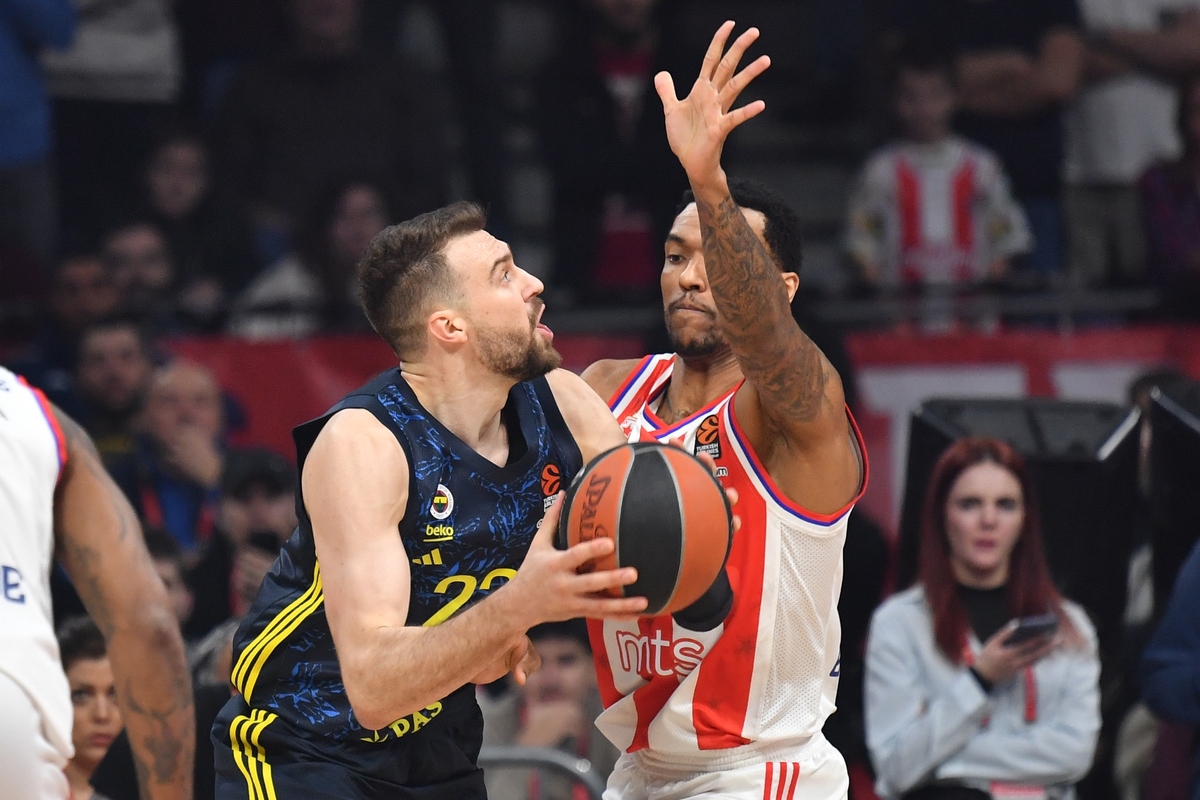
[581,22,868,800]
[0,367,194,800]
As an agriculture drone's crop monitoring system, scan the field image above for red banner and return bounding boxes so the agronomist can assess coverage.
[167,325,1200,534]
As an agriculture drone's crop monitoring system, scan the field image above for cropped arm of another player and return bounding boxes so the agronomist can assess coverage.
[651,22,861,513]
[53,409,194,800]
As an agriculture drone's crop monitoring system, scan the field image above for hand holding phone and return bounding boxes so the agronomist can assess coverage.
[1004,613,1059,646]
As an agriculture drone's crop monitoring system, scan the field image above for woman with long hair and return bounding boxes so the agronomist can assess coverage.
[865,437,1100,800]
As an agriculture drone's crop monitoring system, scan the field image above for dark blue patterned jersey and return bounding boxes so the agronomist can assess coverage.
[212,368,581,791]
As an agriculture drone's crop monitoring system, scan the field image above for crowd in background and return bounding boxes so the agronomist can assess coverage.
[4,1,1200,799]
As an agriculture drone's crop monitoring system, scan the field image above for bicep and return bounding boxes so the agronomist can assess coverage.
[53,411,165,635]
[303,411,413,662]
[546,369,627,462]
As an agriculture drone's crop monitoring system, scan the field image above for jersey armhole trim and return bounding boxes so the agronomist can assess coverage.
[608,355,658,410]
[17,376,67,481]
[724,401,870,525]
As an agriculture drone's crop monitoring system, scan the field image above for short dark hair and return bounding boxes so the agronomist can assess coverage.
[57,615,107,672]
[528,619,590,652]
[143,526,183,566]
[357,201,487,358]
[77,314,157,362]
[892,37,958,89]
[677,179,804,275]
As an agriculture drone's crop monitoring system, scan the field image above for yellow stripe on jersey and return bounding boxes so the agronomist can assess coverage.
[230,710,278,800]
[231,562,324,701]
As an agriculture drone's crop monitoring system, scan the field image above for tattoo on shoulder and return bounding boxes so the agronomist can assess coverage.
[694,195,829,422]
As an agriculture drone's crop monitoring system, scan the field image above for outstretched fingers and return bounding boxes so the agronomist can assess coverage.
[654,70,678,110]
[712,27,761,91]
[722,99,767,135]
[699,20,737,81]
[720,55,771,111]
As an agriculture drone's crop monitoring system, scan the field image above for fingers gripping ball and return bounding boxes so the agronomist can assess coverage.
[555,442,733,616]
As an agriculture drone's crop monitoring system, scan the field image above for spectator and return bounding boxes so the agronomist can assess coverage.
[144,527,195,632]
[141,130,261,297]
[42,0,181,245]
[1065,3,1200,289]
[4,253,121,412]
[212,0,447,254]
[1140,538,1200,800]
[846,43,1032,290]
[227,178,390,338]
[57,616,122,800]
[108,360,225,557]
[0,0,74,267]
[185,446,296,640]
[101,218,224,331]
[535,0,688,301]
[1140,74,1200,319]
[73,317,157,466]
[865,437,1100,800]
[479,620,619,800]
[884,0,1085,277]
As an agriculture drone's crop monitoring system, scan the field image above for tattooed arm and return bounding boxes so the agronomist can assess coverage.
[52,406,194,800]
[656,22,861,512]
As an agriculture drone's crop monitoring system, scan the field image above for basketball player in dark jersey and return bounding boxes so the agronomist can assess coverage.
[211,202,651,799]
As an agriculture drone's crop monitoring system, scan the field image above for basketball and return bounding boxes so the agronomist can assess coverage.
[555,442,733,616]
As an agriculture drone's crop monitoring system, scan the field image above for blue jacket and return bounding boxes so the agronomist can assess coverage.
[1141,539,1200,799]
[0,0,74,166]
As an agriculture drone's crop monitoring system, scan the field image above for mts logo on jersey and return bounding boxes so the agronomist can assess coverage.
[694,414,721,459]
[615,629,706,681]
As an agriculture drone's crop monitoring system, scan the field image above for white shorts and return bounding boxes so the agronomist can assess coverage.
[0,670,70,800]
[603,733,849,800]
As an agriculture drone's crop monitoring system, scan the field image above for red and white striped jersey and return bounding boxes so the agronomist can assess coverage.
[591,354,868,758]
[845,137,1031,286]
[0,368,73,762]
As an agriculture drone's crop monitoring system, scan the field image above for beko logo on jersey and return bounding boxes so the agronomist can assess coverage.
[430,484,454,520]
[424,524,455,542]
[615,630,705,680]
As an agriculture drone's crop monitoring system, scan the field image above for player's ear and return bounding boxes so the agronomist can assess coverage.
[427,309,467,348]
[782,272,800,302]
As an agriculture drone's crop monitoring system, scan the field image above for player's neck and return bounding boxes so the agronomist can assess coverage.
[402,362,513,459]
[660,351,741,424]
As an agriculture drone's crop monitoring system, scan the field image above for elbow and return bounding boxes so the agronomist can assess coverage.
[342,665,389,731]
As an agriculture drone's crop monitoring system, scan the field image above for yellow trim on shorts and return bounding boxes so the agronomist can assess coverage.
[229,709,278,800]
[231,562,324,701]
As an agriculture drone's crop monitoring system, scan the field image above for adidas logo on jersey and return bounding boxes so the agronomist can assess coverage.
[614,629,706,681]
[412,549,443,566]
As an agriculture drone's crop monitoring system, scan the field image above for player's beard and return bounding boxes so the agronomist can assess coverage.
[665,317,728,359]
[476,318,562,382]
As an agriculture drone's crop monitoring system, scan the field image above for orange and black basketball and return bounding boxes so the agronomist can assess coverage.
[555,442,733,616]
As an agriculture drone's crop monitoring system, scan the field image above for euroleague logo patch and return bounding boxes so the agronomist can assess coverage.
[693,414,721,459]
[541,464,561,511]
[430,484,454,520]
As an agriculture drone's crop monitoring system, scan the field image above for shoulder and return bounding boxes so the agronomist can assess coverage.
[1060,598,1098,644]
[580,358,645,405]
[543,369,626,461]
[305,408,408,476]
[859,147,902,185]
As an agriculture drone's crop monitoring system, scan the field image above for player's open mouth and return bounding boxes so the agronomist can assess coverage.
[537,323,554,341]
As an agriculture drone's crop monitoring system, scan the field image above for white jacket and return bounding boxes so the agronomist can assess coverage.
[865,586,1101,800]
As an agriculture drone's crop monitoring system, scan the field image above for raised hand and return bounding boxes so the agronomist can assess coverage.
[654,21,771,186]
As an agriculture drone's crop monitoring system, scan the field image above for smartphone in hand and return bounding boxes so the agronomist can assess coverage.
[1004,613,1059,646]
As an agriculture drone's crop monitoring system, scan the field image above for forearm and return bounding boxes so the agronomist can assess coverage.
[868,670,991,794]
[945,723,1098,785]
[691,176,830,422]
[108,607,194,800]
[348,589,528,729]
[1106,27,1200,74]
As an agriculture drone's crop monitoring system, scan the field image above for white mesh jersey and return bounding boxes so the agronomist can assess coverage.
[0,367,73,761]
[591,354,868,759]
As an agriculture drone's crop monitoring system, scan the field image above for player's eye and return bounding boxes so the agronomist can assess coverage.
[501,270,511,283]
[665,254,685,267]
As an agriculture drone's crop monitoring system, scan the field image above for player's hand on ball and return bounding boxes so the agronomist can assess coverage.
[507,493,648,626]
